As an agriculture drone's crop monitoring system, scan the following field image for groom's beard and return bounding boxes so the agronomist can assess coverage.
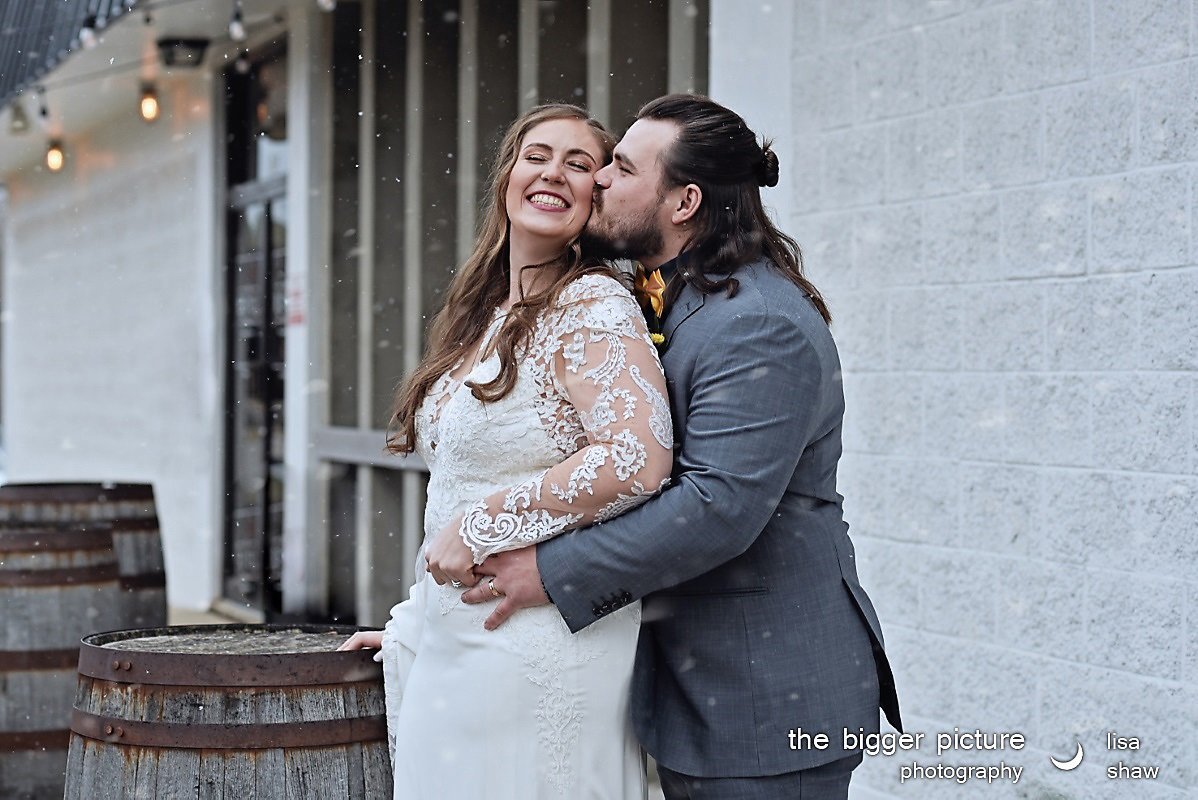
[582,191,665,262]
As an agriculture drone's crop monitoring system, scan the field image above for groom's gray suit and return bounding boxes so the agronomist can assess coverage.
[538,257,901,779]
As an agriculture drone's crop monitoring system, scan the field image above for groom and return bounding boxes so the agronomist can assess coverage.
[464,94,901,799]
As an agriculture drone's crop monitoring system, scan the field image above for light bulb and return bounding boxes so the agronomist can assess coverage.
[229,11,247,42]
[140,84,160,122]
[79,17,99,49]
[46,140,65,172]
[316,0,336,11]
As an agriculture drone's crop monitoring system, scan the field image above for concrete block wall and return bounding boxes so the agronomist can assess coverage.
[2,78,222,610]
[788,1,1198,797]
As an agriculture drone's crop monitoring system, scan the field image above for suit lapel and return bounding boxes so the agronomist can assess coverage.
[663,283,705,341]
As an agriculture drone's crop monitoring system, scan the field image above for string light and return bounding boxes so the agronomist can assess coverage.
[79,15,100,49]
[234,49,251,75]
[316,0,336,11]
[37,87,50,131]
[46,140,65,172]
[139,83,160,122]
[8,98,31,135]
[229,0,247,42]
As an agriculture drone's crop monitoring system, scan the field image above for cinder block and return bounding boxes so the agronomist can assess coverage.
[1091,373,1195,473]
[1093,0,1189,74]
[789,138,825,215]
[853,538,923,626]
[792,0,823,53]
[855,30,925,122]
[921,373,1007,461]
[1045,77,1136,178]
[1141,268,1198,371]
[1138,60,1198,166]
[959,282,1046,371]
[963,95,1044,189]
[1040,468,1140,567]
[822,126,887,208]
[885,628,959,723]
[1131,475,1198,584]
[793,49,856,130]
[1187,582,1198,683]
[886,458,959,544]
[832,289,891,372]
[1044,276,1141,371]
[854,204,923,287]
[794,211,856,293]
[887,0,966,27]
[1084,570,1186,680]
[842,373,923,455]
[1000,183,1087,278]
[949,642,1044,736]
[1003,375,1093,466]
[994,558,1088,660]
[888,286,962,372]
[920,550,999,639]
[839,453,893,539]
[958,462,1040,555]
[923,194,1000,284]
[925,10,1004,107]
[1090,169,1189,272]
[885,109,962,202]
[1001,0,1090,93]
[824,0,890,47]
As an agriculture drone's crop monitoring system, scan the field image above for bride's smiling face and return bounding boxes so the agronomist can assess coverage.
[504,118,605,250]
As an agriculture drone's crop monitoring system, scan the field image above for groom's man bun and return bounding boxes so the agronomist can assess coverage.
[636,93,830,323]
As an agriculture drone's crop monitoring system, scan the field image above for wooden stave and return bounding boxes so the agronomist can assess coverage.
[64,625,391,799]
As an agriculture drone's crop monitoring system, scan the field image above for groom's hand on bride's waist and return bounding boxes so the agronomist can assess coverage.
[462,547,550,630]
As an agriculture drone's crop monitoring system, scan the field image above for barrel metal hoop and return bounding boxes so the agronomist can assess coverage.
[119,571,167,591]
[0,728,71,751]
[0,563,120,587]
[0,648,79,670]
[70,710,387,750]
[77,626,384,687]
[0,527,114,552]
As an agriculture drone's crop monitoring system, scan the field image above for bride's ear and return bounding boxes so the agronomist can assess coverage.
[671,184,701,226]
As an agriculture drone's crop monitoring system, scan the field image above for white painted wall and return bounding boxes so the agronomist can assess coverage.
[716,1,1197,798]
[1,75,223,611]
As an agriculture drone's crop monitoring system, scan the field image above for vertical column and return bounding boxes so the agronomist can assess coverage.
[456,0,479,261]
[354,0,379,624]
[282,2,334,616]
[517,0,539,110]
[587,0,612,126]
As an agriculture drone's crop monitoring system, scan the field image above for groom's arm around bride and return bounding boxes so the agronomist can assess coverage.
[466,94,901,798]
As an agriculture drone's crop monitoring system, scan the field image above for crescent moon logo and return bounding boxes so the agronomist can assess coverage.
[1050,740,1085,771]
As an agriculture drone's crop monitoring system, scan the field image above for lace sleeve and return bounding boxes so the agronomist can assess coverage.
[456,277,673,563]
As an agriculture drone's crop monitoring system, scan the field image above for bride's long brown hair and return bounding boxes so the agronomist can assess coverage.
[386,104,618,454]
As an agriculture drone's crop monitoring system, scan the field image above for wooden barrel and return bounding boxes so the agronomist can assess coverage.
[0,483,166,628]
[65,625,392,799]
[0,524,125,800]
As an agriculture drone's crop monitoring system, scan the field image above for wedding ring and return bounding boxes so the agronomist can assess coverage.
[488,578,502,598]
[450,580,463,588]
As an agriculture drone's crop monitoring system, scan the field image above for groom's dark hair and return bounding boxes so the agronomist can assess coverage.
[638,94,831,323]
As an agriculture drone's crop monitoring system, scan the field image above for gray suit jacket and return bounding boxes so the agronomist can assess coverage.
[538,258,901,777]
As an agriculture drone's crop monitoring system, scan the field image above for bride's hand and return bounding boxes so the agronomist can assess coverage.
[425,514,479,587]
[337,630,383,651]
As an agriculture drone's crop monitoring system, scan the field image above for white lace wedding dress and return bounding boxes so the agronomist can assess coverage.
[379,274,672,799]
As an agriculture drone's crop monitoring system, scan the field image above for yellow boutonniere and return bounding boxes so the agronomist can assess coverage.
[634,267,667,319]
[650,332,666,347]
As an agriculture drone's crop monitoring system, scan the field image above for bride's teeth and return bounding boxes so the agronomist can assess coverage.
[530,193,566,208]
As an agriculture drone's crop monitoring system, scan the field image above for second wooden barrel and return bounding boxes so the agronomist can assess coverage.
[65,625,392,799]
[0,524,124,800]
[0,483,166,628]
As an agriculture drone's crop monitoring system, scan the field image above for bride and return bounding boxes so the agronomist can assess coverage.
[340,103,672,798]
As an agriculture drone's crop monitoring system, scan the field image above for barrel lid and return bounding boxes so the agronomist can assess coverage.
[78,624,382,687]
[0,482,155,503]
